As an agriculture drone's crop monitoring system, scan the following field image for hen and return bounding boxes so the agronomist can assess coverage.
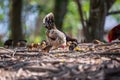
[43,12,66,50]
[108,24,120,42]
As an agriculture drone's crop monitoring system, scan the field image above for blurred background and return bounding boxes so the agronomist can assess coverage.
[0,0,120,46]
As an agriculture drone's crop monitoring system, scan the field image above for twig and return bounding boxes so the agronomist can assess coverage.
[107,10,120,16]
[108,56,120,63]
[95,41,120,47]
[12,49,17,57]
[102,47,120,53]
[75,0,86,29]
[0,47,14,54]
[12,48,40,57]
[24,66,60,73]
[94,52,120,56]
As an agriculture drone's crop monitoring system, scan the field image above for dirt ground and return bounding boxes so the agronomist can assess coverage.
[0,42,120,80]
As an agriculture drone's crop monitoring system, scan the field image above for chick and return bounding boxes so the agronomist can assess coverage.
[17,40,27,47]
[27,43,40,51]
[4,39,13,48]
[41,45,52,53]
[27,44,33,50]
[40,40,48,49]
[69,41,78,51]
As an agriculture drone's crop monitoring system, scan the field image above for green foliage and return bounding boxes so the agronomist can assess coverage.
[0,1,4,9]
[110,0,120,11]
[110,0,120,22]
[0,14,4,20]
[22,0,54,43]
[63,0,88,36]
[39,26,46,42]
[0,0,5,21]
[63,1,79,35]
[82,0,90,20]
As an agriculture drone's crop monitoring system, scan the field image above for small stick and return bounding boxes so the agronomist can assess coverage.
[0,47,14,54]
[95,41,120,47]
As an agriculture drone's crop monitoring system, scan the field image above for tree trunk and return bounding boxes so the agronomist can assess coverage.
[54,0,69,31]
[85,0,107,42]
[76,0,116,42]
[9,0,23,46]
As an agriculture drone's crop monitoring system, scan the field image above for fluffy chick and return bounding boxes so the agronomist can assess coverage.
[27,43,40,51]
[69,41,78,51]
[40,40,48,49]
[4,39,13,48]
[17,40,27,47]
[41,45,52,53]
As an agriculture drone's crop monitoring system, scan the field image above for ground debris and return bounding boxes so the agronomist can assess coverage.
[0,42,120,80]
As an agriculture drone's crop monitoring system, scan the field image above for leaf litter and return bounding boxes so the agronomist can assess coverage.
[0,41,120,80]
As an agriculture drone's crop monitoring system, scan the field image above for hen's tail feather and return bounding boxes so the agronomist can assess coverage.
[64,33,78,43]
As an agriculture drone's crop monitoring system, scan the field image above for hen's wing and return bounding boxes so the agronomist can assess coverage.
[47,29,66,49]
